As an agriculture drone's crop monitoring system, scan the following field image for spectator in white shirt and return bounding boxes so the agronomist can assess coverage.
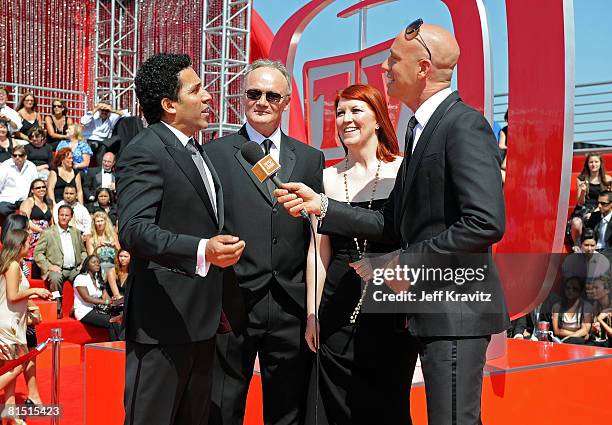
[0,87,22,135]
[73,254,121,341]
[53,185,91,236]
[0,145,38,217]
[80,102,126,156]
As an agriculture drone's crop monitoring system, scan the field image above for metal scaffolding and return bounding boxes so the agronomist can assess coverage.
[94,0,139,112]
[201,0,252,138]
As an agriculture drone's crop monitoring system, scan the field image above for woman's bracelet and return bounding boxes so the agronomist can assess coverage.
[316,193,328,222]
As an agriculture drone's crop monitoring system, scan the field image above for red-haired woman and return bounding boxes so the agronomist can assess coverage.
[47,147,84,204]
[305,84,416,424]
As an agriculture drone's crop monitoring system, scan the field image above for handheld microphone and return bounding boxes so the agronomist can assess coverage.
[240,141,309,220]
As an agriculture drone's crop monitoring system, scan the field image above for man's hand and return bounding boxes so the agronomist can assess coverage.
[205,235,245,268]
[273,183,320,218]
[48,265,62,273]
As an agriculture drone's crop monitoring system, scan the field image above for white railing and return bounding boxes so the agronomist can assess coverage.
[0,82,88,121]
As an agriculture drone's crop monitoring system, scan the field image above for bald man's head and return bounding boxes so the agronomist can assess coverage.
[382,23,460,110]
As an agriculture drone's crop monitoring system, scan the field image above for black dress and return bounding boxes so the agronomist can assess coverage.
[0,139,13,163]
[307,199,417,425]
[47,116,68,149]
[25,143,53,168]
[53,171,79,202]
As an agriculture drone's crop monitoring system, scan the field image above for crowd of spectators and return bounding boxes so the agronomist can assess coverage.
[0,87,133,344]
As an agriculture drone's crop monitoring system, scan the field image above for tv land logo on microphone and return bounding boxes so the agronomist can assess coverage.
[252,155,281,183]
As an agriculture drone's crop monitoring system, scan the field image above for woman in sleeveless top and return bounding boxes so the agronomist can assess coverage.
[106,249,130,299]
[552,276,593,344]
[44,98,73,150]
[47,147,84,204]
[25,128,54,180]
[0,121,13,163]
[19,179,54,264]
[0,229,51,418]
[569,153,612,248]
[86,211,121,279]
[306,84,417,425]
[14,92,42,142]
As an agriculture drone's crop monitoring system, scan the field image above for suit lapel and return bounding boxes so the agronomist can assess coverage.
[400,92,461,214]
[149,123,217,223]
[233,126,274,206]
[276,134,296,205]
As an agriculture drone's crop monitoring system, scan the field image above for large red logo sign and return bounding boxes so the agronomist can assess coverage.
[268,0,575,318]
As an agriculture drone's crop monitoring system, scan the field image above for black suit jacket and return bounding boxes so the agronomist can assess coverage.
[83,166,116,201]
[116,122,225,344]
[204,126,324,328]
[319,91,510,337]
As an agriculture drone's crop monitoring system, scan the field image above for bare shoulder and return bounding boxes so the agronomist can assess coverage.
[383,156,404,177]
[323,164,344,198]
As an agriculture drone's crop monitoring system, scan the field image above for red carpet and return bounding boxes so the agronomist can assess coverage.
[3,363,83,424]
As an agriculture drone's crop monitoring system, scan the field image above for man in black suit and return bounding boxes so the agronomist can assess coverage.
[276,23,509,424]
[585,191,612,252]
[204,59,324,425]
[84,151,116,203]
[117,53,245,425]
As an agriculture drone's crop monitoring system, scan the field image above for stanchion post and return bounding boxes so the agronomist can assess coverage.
[50,328,63,425]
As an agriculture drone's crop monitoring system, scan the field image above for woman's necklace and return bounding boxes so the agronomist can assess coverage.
[343,156,381,258]
[344,156,381,324]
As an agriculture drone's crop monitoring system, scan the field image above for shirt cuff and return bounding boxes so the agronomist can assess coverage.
[196,239,211,277]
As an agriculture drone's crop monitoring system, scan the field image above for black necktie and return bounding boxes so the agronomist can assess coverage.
[262,139,273,155]
[402,116,418,184]
[262,139,275,199]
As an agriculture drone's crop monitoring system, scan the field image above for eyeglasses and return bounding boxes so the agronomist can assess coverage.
[100,109,111,113]
[12,153,25,158]
[33,186,46,190]
[245,89,287,104]
[598,200,611,206]
[405,18,432,61]
[52,105,63,108]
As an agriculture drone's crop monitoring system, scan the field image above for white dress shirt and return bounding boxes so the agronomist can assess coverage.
[245,122,282,163]
[0,104,22,133]
[161,121,216,277]
[53,201,92,235]
[101,169,114,188]
[0,159,38,202]
[597,211,612,250]
[81,111,126,141]
[411,87,453,153]
[58,225,77,268]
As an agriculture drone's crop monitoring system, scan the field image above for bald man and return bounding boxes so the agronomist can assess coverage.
[276,20,509,424]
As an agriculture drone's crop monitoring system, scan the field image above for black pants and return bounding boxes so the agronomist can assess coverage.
[124,338,216,425]
[80,310,121,341]
[419,336,490,425]
[209,286,311,425]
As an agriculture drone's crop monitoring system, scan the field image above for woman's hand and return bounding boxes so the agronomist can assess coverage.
[31,288,51,300]
[305,314,319,353]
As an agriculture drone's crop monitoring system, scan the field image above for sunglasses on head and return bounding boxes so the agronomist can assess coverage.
[12,153,25,158]
[405,18,432,61]
[245,89,286,104]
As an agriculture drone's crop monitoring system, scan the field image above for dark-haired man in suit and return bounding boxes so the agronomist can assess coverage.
[117,53,245,425]
[204,59,324,425]
[276,22,509,424]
